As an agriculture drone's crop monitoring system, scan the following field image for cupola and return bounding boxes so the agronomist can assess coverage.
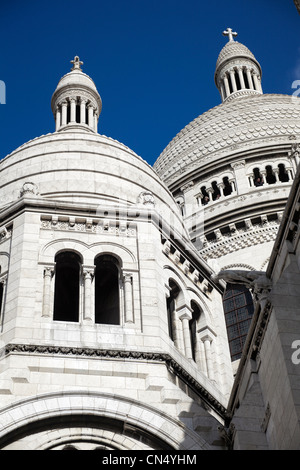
[51,56,102,133]
[215,28,263,102]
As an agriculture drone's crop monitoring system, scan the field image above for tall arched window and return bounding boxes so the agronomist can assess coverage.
[223,176,233,196]
[266,165,276,184]
[94,255,120,325]
[253,167,264,187]
[53,251,81,322]
[166,280,180,341]
[189,301,201,361]
[278,163,289,182]
[223,283,254,361]
[211,181,221,201]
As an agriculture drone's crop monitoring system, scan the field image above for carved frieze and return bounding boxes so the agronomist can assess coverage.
[40,215,137,237]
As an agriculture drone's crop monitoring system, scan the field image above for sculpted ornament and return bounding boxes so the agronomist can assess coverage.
[19,182,39,198]
[138,191,155,207]
[212,269,272,305]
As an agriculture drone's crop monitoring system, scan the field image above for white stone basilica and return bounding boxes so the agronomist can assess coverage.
[0,25,300,450]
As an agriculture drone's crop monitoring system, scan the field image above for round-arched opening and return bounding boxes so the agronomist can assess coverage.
[189,301,201,361]
[53,251,82,322]
[94,255,120,325]
[222,283,254,361]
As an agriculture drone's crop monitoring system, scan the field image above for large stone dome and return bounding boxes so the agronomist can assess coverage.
[0,130,185,235]
[154,93,300,186]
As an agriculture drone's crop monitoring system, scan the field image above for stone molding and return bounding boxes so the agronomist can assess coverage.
[3,343,228,419]
[0,390,212,450]
[200,224,279,260]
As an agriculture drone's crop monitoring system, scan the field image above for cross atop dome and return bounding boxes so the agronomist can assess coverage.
[70,56,83,71]
[223,28,238,42]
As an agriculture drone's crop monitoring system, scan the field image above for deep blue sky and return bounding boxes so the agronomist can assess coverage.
[0,0,299,165]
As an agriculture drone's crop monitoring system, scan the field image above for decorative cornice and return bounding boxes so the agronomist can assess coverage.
[200,224,279,260]
[3,343,228,419]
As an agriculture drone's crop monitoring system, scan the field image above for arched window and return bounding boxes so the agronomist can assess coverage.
[201,186,209,206]
[223,283,254,361]
[278,163,289,183]
[53,251,81,322]
[189,301,201,361]
[253,167,264,187]
[223,176,233,196]
[211,181,221,201]
[166,280,180,341]
[94,255,120,325]
[266,165,276,184]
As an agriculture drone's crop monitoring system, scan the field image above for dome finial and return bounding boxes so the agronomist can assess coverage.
[70,56,83,71]
[223,28,238,42]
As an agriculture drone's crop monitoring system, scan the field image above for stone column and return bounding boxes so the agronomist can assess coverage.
[252,73,260,92]
[55,107,61,131]
[124,273,134,323]
[178,306,193,360]
[42,266,54,317]
[223,75,230,97]
[217,183,225,197]
[83,267,95,321]
[246,69,254,90]
[171,309,181,351]
[274,168,280,183]
[80,99,87,124]
[261,171,267,184]
[288,168,294,181]
[207,187,213,202]
[70,98,76,123]
[199,330,215,380]
[88,104,94,128]
[220,82,226,101]
[229,178,237,193]
[61,101,68,126]
[94,112,98,132]
[237,67,246,89]
[229,70,237,93]
[198,340,207,375]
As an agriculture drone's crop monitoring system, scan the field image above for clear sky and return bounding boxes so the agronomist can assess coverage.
[0,0,299,166]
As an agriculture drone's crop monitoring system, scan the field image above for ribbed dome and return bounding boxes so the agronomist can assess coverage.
[154,94,300,185]
[215,41,258,71]
[54,69,99,95]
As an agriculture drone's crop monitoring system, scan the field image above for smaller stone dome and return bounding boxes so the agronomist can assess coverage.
[215,41,259,72]
[54,69,99,95]
[214,29,262,103]
[51,56,102,133]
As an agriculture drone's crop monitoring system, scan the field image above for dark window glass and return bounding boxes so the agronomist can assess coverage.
[166,280,180,341]
[189,301,201,361]
[223,283,254,361]
[53,251,81,322]
[95,255,120,325]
